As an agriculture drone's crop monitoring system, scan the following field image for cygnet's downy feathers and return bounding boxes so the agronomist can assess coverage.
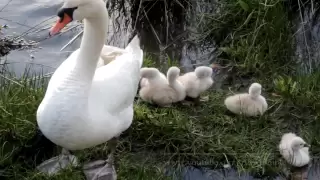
[195,66,213,78]
[279,133,310,167]
[224,83,268,116]
[177,66,213,98]
[167,66,186,102]
[139,67,176,106]
[139,67,167,88]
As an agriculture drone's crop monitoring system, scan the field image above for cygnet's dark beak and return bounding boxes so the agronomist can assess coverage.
[304,143,311,148]
[209,63,222,75]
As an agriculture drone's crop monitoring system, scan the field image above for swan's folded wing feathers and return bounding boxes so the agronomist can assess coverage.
[100,45,128,65]
[89,53,140,115]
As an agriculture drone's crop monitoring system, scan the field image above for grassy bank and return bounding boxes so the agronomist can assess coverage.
[1,0,320,179]
[1,65,319,179]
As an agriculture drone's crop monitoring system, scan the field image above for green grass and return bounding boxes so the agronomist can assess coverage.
[0,67,319,179]
[196,0,296,79]
[1,0,320,179]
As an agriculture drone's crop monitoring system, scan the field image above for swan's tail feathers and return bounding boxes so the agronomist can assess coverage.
[125,35,143,68]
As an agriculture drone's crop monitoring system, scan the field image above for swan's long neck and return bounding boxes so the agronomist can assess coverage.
[46,12,108,111]
[75,16,108,82]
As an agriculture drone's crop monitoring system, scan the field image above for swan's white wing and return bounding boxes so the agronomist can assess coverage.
[89,53,140,113]
[89,35,143,116]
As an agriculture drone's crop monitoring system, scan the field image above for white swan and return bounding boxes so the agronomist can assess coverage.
[177,66,213,98]
[97,45,128,67]
[167,66,186,102]
[279,133,310,167]
[224,82,268,116]
[70,45,127,69]
[36,0,143,177]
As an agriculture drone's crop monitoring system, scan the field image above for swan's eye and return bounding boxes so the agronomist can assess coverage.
[50,7,78,36]
[57,7,78,22]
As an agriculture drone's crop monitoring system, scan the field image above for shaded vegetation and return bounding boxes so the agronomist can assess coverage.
[197,0,296,78]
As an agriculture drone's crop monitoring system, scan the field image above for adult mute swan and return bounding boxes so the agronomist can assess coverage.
[36,0,143,178]
[70,45,127,69]
[224,82,268,116]
[279,133,310,167]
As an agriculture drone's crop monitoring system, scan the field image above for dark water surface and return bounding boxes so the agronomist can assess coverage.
[0,0,79,76]
[0,0,133,76]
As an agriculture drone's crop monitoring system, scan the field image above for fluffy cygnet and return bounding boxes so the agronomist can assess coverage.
[140,68,167,88]
[167,66,186,102]
[139,67,176,107]
[224,82,268,116]
[177,66,214,98]
[279,133,310,167]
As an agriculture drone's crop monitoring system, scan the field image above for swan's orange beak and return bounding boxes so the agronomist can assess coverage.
[49,13,72,36]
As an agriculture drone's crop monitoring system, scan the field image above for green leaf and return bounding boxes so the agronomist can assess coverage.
[238,0,249,11]
[219,47,233,54]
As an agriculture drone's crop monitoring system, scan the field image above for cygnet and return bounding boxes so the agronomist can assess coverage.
[139,67,176,107]
[224,82,268,116]
[279,132,310,167]
[177,66,213,98]
[167,66,186,102]
[139,68,167,88]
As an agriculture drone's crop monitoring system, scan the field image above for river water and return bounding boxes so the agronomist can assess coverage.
[1,0,320,179]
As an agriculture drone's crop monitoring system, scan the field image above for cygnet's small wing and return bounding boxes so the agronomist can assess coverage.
[151,88,176,106]
[139,85,176,106]
[279,133,296,156]
[224,94,245,114]
[140,78,149,88]
[177,73,197,94]
[281,133,297,143]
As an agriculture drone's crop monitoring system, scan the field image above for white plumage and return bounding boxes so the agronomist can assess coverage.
[177,66,213,98]
[279,133,310,167]
[224,83,268,116]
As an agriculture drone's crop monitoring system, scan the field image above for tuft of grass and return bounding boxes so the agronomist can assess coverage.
[142,52,179,74]
[142,53,156,67]
[197,0,296,81]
